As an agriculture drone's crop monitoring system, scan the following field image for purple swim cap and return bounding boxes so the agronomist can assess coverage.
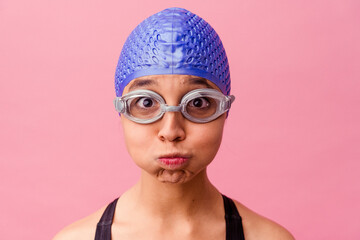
[115,7,231,96]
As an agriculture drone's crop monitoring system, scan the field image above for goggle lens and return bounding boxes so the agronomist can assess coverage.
[185,97,218,119]
[128,97,161,119]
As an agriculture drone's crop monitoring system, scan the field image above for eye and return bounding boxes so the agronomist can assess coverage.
[188,97,210,108]
[135,97,155,108]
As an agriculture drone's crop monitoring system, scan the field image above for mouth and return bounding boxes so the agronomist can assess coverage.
[157,154,190,169]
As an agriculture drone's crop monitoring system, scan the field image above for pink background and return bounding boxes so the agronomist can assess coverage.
[1,0,359,239]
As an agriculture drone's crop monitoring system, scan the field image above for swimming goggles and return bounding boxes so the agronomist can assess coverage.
[114,88,235,124]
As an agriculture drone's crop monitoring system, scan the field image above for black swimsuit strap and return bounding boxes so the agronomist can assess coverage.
[95,195,245,240]
[222,194,245,240]
[95,198,119,240]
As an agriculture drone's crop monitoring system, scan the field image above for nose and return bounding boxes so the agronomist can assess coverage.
[157,112,186,142]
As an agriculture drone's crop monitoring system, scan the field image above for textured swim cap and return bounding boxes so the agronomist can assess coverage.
[115,7,231,96]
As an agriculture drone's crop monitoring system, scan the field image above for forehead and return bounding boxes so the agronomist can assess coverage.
[123,75,220,94]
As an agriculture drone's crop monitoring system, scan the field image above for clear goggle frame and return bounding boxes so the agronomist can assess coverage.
[114,88,235,124]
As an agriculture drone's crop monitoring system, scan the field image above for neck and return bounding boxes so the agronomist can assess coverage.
[131,169,221,217]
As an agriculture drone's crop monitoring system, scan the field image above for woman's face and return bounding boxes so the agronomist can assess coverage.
[120,74,226,184]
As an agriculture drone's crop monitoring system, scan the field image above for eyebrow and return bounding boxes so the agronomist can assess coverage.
[128,79,158,91]
[188,77,213,88]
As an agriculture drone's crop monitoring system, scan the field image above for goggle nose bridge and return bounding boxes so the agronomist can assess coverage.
[161,105,183,112]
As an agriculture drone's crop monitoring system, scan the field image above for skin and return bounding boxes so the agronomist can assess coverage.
[53,75,295,240]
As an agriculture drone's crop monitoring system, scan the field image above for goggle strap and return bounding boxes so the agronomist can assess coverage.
[114,98,125,113]
[224,95,235,110]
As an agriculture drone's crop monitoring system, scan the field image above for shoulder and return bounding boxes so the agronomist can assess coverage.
[52,205,107,240]
[233,199,295,240]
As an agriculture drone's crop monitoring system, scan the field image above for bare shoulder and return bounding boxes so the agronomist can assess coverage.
[233,200,295,240]
[52,205,107,240]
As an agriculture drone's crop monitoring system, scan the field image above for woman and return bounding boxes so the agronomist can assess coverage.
[54,7,294,240]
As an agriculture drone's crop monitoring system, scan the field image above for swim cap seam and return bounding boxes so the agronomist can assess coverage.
[171,8,174,74]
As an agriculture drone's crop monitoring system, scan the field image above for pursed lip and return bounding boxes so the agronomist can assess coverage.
[157,153,190,169]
